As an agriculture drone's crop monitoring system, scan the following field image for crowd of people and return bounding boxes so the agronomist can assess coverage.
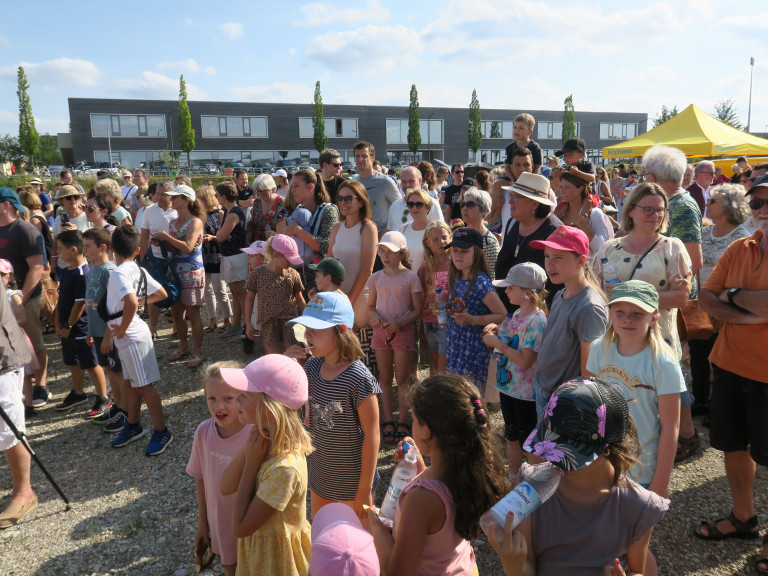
[0,113,767,576]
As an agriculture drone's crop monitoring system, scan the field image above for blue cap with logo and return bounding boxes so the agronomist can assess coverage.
[286,291,354,330]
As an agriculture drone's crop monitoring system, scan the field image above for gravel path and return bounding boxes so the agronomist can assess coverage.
[1,314,766,575]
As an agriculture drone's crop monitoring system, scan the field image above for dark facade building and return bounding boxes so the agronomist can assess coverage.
[68,98,648,170]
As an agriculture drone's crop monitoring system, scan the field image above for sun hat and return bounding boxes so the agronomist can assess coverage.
[0,188,28,213]
[219,354,308,410]
[310,503,380,576]
[0,259,13,274]
[608,280,659,313]
[555,137,586,157]
[523,377,629,471]
[28,178,43,186]
[529,225,589,258]
[287,291,354,330]
[377,230,408,252]
[501,172,556,206]
[492,262,547,289]
[121,170,132,178]
[445,227,483,250]
[54,185,85,200]
[309,257,347,282]
[165,184,195,201]
[273,169,288,178]
[270,234,304,265]
[241,241,268,256]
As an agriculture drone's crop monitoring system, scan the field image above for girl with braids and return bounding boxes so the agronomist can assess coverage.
[368,374,510,576]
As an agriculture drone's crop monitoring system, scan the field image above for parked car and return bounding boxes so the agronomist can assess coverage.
[341,161,355,173]
[279,160,298,173]
[252,162,274,174]
[224,161,247,171]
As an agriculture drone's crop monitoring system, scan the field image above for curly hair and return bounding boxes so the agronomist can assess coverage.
[709,183,751,226]
[409,374,510,540]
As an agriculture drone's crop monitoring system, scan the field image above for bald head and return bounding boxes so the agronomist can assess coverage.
[400,166,423,191]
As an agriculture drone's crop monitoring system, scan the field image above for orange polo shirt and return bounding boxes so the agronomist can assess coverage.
[704,230,768,383]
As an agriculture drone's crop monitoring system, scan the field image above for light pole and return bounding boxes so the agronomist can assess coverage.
[747,57,754,132]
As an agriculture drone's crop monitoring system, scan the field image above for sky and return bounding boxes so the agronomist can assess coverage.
[1,0,767,138]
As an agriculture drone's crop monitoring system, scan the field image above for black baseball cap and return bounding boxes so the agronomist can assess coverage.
[445,227,483,249]
[748,173,768,195]
[555,138,586,157]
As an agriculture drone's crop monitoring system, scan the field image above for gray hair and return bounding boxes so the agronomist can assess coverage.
[710,183,751,226]
[462,186,492,216]
[133,168,148,179]
[157,180,173,192]
[694,160,715,175]
[254,173,277,191]
[642,145,687,186]
[93,178,122,205]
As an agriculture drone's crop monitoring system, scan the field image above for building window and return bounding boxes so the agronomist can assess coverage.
[600,123,637,140]
[538,122,580,140]
[481,121,513,139]
[201,116,268,138]
[90,114,167,138]
[386,118,443,145]
[298,117,358,139]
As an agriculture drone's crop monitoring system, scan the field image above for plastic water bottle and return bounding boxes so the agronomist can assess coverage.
[380,442,419,520]
[435,289,449,326]
[601,258,620,290]
[479,463,563,542]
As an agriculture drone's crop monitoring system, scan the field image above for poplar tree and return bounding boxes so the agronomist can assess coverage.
[177,74,196,168]
[17,67,40,165]
[468,89,482,157]
[312,80,327,153]
[407,84,421,159]
[562,94,576,143]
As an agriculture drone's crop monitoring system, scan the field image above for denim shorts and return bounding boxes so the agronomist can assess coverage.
[423,322,447,355]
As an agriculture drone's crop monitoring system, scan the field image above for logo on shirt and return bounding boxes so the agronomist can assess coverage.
[310,398,343,431]
[598,365,654,391]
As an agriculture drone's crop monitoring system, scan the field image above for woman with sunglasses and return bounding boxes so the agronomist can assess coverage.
[85,194,119,233]
[398,187,433,272]
[460,187,500,278]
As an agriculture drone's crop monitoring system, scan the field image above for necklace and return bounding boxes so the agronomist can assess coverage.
[514,229,529,257]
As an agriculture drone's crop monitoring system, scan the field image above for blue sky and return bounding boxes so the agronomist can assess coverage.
[1,0,766,138]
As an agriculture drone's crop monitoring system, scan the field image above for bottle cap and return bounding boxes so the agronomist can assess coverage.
[402,442,412,453]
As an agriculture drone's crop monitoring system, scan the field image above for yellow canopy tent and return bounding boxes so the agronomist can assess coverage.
[603,104,768,159]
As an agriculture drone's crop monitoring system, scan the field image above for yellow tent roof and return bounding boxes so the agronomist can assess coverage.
[603,104,768,159]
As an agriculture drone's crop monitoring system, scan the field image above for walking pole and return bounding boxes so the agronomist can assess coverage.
[0,405,71,510]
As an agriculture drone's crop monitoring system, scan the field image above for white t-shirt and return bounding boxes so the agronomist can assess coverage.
[106,261,163,348]
[141,203,178,258]
[399,222,427,272]
[53,212,93,269]
[121,184,137,204]
[386,197,443,233]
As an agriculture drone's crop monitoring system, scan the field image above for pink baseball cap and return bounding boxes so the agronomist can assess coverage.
[310,503,379,576]
[241,240,267,256]
[219,354,308,410]
[270,234,304,265]
[529,225,589,258]
[0,259,13,275]
[377,230,407,252]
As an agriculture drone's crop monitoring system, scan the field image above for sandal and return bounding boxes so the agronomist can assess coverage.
[217,322,232,333]
[187,356,205,369]
[694,511,759,541]
[204,326,216,334]
[675,432,700,462]
[381,422,396,444]
[756,533,768,575]
[395,423,411,441]
[168,349,190,361]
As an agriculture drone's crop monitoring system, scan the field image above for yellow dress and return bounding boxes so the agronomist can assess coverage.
[236,451,311,576]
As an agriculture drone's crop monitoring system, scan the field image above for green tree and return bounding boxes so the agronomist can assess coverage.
[177,75,196,168]
[312,80,327,153]
[468,89,482,158]
[652,105,679,127]
[37,134,63,166]
[17,66,40,166]
[0,134,23,165]
[490,121,501,139]
[714,98,743,130]
[407,84,421,159]
[562,94,576,144]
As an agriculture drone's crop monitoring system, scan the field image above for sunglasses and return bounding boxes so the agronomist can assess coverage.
[86,205,100,213]
[453,170,464,174]
[460,201,478,209]
[749,197,768,211]
[337,195,357,204]
[60,196,79,201]
[331,162,342,167]
[406,201,425,209]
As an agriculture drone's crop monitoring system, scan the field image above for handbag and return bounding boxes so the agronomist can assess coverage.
[140,244,181,309]
[676,273,714,341]
[39,265,58,320]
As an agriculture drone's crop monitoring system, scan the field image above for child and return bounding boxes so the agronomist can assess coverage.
[586,280,684,498]
[286,292,381,519]
[310,503,379,576]
[417,221,452,374]
[219,355,314,576]
[366,231,423,442]
[52,230,109,413]
[486,377,669,575]
[105,225,172,456]
[555,137,596,185]
[187,360,250,576]
[483,262,549,476]
[504,113,543,174]
[241,240,268,354]
[530,225,608,419]
[285,207,313,264]
[445,227,507,396]
[244,234,306,354]
[308,257,346,296]
[0,259,25,324]
[367,374,509,575]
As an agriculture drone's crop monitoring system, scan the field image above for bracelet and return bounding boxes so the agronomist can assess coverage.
[477,315,485,324]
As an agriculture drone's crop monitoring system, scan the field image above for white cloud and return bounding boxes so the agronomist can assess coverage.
[219,22,244,40]
[297,0,389,27]
[0,33,9,46]
[228,83,314,103]
[184,17,194,25]
[156,59,200,73]
[0,58,100,87]
[116,71,206,100]
[203,66,218,75]
[307,25,422,72]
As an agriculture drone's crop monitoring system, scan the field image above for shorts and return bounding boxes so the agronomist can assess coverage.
[117,338,161,388]
[93,336,123,373]
[61,336,98,369]
[20,294,44,353]
[260,317,297,349]
[372,324,416,351]
[423,322,447,355]
[0,369,24,451]
[709,365,768,466]
[499,393,538,446]
[220,253,248,284]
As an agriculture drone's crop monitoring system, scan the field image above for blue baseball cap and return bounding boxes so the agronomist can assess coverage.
[0,188,27,213]
[287,291,354,329]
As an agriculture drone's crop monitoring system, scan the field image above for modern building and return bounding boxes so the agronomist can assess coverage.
[66,98,648,170]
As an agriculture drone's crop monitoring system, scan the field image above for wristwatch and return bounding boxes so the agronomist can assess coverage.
[727,287,741,306]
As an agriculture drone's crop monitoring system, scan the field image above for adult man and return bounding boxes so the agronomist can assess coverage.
[27,178,53,221]
[354,141,400,236]
[682,164,695,189]
[687,160,715,216]
[696,173,768,575]
[386,166,444,231]
[120,170,138,207]
[129,169,149,220]
[641,145,702,461]
[493,147,537,235]
[231,170,254,212]
[0,188,48,416]
[318,149,345,205]
[444,164,466,220]
[743,163,768,233]
[59,170,85,195]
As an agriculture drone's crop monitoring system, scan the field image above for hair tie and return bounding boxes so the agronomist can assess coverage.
[478,423,488,428]
[475,409,486,416]
[473,400,482,405]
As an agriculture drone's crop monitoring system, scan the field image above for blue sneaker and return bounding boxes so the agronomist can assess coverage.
[145,428,173,456]
[111,422,146,448]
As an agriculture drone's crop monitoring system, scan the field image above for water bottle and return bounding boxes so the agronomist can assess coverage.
[601,258,620,290]
[435,289,449,326]
[380,442,419,520]
[479,463,563,542]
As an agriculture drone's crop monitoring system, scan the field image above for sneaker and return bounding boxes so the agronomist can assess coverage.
[145,428,173,456]
[230,331,245,342]
[54,390,89,412]
[24,406,38,419]
[92,403,119,426]
[87,397,113,420]
[111,422,147,448]
[102,410,128,434]
[219,324,241,338]
[31,386,52,407]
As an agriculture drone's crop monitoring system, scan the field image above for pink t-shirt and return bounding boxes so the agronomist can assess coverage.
[418,260,450,323]
[186,419,250,565]
[367,268,422,322]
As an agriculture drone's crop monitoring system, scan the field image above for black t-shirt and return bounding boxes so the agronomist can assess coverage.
[574,158,596,175]
[220,206,247,256]
[57,264,88,337]
[445,184,463,220]
[505,140,543,167]
[237,185,254,202]
[0,218,45,298]
[323,175,346,206]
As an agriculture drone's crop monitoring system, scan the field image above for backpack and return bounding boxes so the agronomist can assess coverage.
[97,266,147,322]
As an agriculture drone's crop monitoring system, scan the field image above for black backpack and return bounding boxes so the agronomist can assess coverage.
[97,267,148,322]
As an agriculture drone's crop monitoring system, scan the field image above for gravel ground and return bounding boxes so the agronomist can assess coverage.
[1,313,766,576]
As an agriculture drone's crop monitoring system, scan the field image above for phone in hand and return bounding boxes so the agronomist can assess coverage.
[60,213,70,224]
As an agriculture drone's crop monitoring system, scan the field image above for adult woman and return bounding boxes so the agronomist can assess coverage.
[85,194,118,232]
[554,171,613,259]
[18,190,53,268]
[594,166,615,207]
[245,174,284,243]
[93,179,132,226]
[196,185,231,333]
[284,169,339,293]
[399,187,432,272]
[52,185,91,270]
[214,181,248,340]
[689,183,752,417]
[417,160,438,196]
[474,169,491,193]
[461,187,500,278]
[153,185,205,368]
[548,166,564,196]
[273,169,290,198]
[328,179,377,327]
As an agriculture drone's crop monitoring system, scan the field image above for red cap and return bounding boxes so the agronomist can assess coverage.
[529,225,589,258]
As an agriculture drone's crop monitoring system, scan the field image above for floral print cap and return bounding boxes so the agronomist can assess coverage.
[523,377,629,472]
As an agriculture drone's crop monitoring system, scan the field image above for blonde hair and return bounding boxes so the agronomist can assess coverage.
[93,178,122,206]
[527,287,549,316]
[283,187,299,212]
[584,262,607,304]
[422,220,452,280]
[195,185,218,212]
[336,327,365,363]
[252,392,314,457]
[514,113,535,130]
[602,307,676,364]
[404,187,433,208]
[201,360,244,390]
[621,182,669,234]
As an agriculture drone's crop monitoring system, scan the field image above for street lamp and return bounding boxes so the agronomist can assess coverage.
[747,57,754,133]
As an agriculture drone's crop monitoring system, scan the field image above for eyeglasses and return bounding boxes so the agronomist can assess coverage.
[406,201,425,209]
[60,196,78,202]
[337,195,356,204]
[459,201,478,209]
[749,197,768,211]
[331,163,342,167]
[633,205,667,217]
